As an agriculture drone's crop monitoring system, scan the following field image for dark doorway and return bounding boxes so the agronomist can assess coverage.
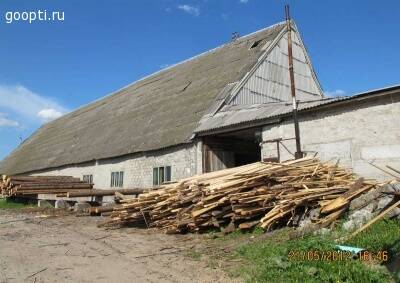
[202,128,261,172]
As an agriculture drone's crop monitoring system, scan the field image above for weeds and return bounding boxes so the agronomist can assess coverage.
[0,198,35,209]
[186,249,202,261]
[214,219,400,283]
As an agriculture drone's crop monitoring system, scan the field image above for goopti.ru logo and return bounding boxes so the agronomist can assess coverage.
[5,10,64,24]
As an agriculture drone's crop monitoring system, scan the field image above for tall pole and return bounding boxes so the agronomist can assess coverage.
[285,5,303,159]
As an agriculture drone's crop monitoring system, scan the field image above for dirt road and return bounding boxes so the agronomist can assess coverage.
[0,209,238,283]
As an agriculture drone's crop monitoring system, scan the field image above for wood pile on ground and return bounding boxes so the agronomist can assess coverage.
[88,204,122,216]
[0,175,93,197]
[100,157,385,233]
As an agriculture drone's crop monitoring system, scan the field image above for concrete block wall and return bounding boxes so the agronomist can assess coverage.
[32,141,202,189]
[261,94,400,180]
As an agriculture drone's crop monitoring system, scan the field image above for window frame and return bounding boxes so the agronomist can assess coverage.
[83,174,93,184]
[153,166,172,186]
[111,171,124,187]
[153,168,159,186]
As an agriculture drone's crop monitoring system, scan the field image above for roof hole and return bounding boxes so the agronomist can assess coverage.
[250,39,263,49]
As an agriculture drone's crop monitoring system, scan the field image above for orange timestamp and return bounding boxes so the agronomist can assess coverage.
[288,250,389,262]
[288,250,353,261]
[358,250,389,262]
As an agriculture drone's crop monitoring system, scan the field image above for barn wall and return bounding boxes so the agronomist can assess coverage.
[261,93,400,180]
[32,142,202,188]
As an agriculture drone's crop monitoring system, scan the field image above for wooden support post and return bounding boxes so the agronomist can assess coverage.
[285,5,303,159]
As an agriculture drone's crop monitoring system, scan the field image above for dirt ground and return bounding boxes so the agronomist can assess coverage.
[0,208,240,283]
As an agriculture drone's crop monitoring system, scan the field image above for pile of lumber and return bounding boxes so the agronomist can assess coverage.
[0,175,93,197]
[100,157,383,233]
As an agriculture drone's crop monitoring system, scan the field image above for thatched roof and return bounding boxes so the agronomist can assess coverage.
[1,22,288,174]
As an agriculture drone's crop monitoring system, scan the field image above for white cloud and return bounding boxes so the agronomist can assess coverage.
[221,13,229,21]
[0,84,68,124]
[239,0,249,3]
[37,108,63,123]
[160,63,170,69]
[178,5,200,16]
[324,89,346,97]
[0,113,19,127]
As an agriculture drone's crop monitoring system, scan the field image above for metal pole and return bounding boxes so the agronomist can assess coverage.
[285,5,303,159]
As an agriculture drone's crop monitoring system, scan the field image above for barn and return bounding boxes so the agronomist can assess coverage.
[0,20,399,189]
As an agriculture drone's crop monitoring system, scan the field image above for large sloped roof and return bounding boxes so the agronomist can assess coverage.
[0,22,287,174]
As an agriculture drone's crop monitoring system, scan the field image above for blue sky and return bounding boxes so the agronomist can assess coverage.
[0,0,399,160]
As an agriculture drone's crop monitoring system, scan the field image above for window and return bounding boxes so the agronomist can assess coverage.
[153,166,171,186]
[82,174,93,184]
[111,171,124,187]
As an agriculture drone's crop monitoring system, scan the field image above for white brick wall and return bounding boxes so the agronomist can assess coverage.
[32,142,202,189]
[262,94,400,180]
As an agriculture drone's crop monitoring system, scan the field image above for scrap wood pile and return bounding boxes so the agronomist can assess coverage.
[0,175,93,197]
[100,157,382,233]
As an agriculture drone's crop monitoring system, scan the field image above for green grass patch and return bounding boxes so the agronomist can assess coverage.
[217,219,400,283]
[186,249,202,261]
[345,219,400,255]
[0,198,35,209]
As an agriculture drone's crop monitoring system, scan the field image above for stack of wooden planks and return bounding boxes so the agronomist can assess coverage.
[100,157,383,233]
[0,175,93,197]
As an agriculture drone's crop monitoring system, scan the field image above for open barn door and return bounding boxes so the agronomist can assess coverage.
[202,129,261,173]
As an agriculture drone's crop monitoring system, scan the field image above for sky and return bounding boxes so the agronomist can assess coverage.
[0,0,399,160]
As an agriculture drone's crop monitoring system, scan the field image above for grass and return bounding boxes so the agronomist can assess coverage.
[345,219,400,255]
[186,249,202,261]
[213,219,400,283]
[0,198,35,209]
